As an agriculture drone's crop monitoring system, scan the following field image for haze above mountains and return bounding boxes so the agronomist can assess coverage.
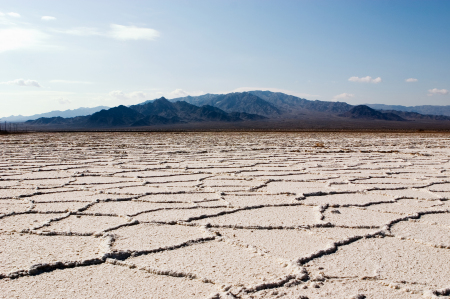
[9,91,450,131]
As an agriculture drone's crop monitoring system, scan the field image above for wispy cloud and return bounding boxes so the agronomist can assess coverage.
[348,76,382,83]
[50,80,93,84]
[405,78,418,83]
[1,79,41,87]
[58,98,71,104]
[41,16,56,21]
[428,88,448,96]
[108,24,160,41]
[53,24,160,41]
[7,12,20,18]
[168,89,189,97]
[156,89,206,99]
[333,93,354,101]
[52,27,101,36]
[109,90,148,101]
[0,28,49,53]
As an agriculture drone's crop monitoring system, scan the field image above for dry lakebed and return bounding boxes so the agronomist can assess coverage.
[1,132,450,299]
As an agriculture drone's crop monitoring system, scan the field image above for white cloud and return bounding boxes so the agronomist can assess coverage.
[53,27,101,36]
[109,90,128,101]
[50,80,93,84]
[108,24,160,41]
[109,90,148,101]
[0,13,16,25]
[58,98,71,104]
[129,91,147,99]
[41,16,56,21]
[156,89,206,99]
[7,12,20,18]
[169,89,189,97]
[232,87,319,99]
[332,93,354,101]
[428,88,449,96]
[52,24,160,41]
[405,78,418,83]
[0,28,49,52]
[1,79,41,87]
[348,76,382,83]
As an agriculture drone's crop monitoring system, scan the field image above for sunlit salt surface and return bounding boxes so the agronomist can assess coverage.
[1,132,450,298]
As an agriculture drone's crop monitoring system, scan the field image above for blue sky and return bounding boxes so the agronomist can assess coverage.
[1,0,449,117]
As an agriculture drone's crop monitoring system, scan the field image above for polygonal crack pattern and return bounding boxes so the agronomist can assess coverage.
[1,132,449,299]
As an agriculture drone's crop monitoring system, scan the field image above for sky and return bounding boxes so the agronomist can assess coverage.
[0,0,449,117]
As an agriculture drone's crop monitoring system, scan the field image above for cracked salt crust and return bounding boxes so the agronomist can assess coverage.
[32,201,91,213]
[364,200,446,215]
[111,223,206,251]
[242,278,424,299]
[105,185,190,194]
[220,194,298,206]
[27,191,95,202]
[430,191,450,200]
[392,220,450,248]
[85,200,193,216]
[19,178,74,187]
[369,189,443,200]
[417,213,450,227]
[305,237,450,291]
[69,176,137,185]
[38,215,128,235]
[137,192,219,202]
[135,207,233,223]
[216,227,367,261]
[127,240,296,287]
[0,213,65,232]
[0,199,31,214]
[1,132,450,298]
[0,263,217,299]
[257,174,339,181]
[264,181,332,195]
[323,207,402,227]
[0,188,35,199]
[5,170,73,180]
[302,193,396,206]
[352,177,422,185]
[193,205,318,228]
[156,181,204,188]
[0,233,102,275]
[428,183,450,192]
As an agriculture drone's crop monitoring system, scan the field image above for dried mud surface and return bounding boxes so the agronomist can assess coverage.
[1,132,450,299]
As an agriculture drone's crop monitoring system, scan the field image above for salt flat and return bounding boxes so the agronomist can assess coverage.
[1,132,450,299]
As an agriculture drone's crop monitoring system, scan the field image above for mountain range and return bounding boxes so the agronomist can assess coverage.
[172,91,353,115]
[19,91,450,130]
[367,104,450,117]
[0,106,109,122]
[24,97,265,128]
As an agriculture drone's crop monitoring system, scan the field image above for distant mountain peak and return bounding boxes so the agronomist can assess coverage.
[340,105,406,121]
[168,91,282,117]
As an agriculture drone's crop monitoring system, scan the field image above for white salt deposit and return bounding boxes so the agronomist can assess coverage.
[1,132,449,298]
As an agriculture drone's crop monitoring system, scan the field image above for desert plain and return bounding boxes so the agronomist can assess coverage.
[1,132,450,299]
